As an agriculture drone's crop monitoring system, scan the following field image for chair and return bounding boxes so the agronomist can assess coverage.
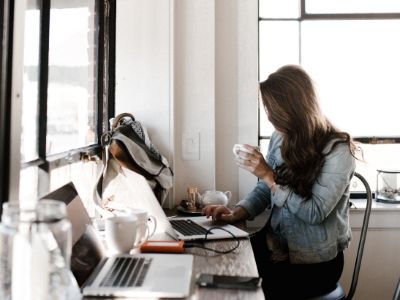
[309,172,373,300]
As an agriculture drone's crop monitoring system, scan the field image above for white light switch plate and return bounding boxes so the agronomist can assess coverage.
[182,132,200,161]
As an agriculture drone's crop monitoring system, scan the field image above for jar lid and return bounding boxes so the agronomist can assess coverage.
[377,169,400,174]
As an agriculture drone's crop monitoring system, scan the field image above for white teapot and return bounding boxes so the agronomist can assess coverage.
[198,190,232,207]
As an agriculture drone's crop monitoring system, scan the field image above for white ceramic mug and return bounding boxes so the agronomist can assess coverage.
[124,208,157,245]
[105,215,139,254]
[233,144,260,159]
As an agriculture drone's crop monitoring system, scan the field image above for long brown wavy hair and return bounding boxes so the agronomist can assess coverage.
[259,65,358,199]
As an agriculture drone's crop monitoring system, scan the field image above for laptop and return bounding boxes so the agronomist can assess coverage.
[98,166,249,242]
[41,182,193,298]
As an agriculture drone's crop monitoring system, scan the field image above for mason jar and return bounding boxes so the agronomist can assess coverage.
[0,200,72,300]
[0,205,17,300]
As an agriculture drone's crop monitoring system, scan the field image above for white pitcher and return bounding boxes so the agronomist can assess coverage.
[198,190,232,207]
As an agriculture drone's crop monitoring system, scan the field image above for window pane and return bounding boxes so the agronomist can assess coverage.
[19,166,39,205]
[50,160,100,217]
[259,98,274,137]
[259,138,270,158]
[259,0,300,18]
[354,144,400,191]
[21,1,40,162]
[301,20,400,137]
[259,21,299,136]
[306,0,400,14]
[259,21,299,81]
[47,0,97,155]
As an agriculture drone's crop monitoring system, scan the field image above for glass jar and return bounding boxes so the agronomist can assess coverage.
[0,208,16,300]
[376,169,400,203]
[0,200,72,300]
[187,187,199,211]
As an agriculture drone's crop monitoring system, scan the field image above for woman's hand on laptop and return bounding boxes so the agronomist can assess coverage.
[202,205,248,223]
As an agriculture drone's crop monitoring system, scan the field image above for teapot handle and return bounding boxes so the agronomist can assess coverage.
[197,192,203,205]
[224,191,232,201]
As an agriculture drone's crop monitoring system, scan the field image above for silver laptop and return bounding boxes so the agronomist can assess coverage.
[42,183,193,298]
[101,167,250,242]
[166,215,249,241]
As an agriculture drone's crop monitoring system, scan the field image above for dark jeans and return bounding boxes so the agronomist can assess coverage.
[251,229,344,300]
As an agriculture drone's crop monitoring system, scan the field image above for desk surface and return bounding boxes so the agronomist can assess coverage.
[83,220,264,300]
[184,238,264,300]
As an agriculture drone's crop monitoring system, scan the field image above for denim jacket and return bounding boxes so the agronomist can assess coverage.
[237,131,355,264]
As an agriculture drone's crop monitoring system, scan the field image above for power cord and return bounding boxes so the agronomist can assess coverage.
[184,226,241,254]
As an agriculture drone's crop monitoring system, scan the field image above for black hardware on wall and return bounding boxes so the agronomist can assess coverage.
[0,0,14,218]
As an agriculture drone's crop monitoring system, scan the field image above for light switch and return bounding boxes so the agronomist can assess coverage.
[182,132,200,161]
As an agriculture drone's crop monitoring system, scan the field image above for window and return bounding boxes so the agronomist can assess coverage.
[46,0,98,155]
[258,0,400,190]
[17,0,115,213]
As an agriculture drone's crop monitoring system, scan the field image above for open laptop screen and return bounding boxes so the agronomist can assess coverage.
[41,182,106,286]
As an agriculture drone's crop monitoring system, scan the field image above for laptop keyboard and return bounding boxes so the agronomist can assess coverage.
[170,219,213,236]
[100,257,152,287]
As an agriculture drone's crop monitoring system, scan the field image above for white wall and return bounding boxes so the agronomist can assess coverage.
[235,0,259,202]
[115,0,258,207]
[115,0,171,163]
[8,0,26,203]
[173,0,217,202]
[116,0,173,205]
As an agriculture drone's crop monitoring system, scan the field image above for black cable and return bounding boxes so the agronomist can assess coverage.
[184,226,241,254]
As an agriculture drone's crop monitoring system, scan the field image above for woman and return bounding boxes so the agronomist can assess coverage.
[203,65,359,299]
